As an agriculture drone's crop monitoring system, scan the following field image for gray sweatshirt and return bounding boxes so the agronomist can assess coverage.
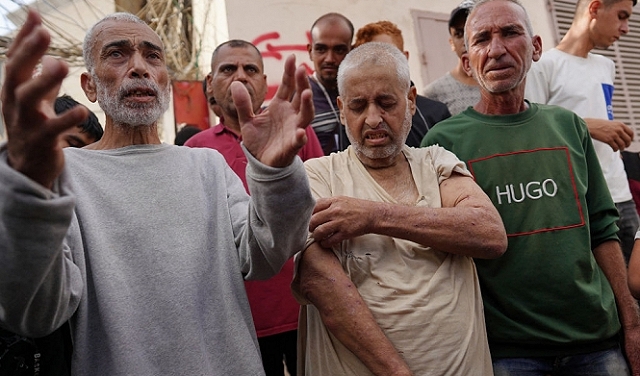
[0,143,314,375]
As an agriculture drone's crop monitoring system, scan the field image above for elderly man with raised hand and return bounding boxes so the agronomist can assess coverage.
[0,9,314,376]
[293,41,507,376]
[423,0,640,374]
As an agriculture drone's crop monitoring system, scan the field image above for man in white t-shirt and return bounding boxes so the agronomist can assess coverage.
[525,0,639,262]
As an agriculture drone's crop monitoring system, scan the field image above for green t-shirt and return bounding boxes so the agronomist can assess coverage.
[423,103,621,358]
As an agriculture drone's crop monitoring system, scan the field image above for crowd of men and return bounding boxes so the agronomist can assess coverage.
[1,0,640,375]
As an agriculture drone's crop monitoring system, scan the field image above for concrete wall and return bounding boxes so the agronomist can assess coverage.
[0,0,114,142]
[2,0,185,143]
[21,0,114,123]
[0,0,556,144]
[209,0,556,96]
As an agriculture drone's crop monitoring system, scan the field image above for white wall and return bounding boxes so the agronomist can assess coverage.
[0,0,114,142]
[35,0,114,125]
[214,0,555,95]
[9,0,188,143]
[0,0,555,144]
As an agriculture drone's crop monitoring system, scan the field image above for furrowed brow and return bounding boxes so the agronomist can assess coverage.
[102,40,132,53]
[502,24,525,34]
[141,41,163,53]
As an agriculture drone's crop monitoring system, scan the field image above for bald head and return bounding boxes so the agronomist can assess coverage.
[310,13,354,41]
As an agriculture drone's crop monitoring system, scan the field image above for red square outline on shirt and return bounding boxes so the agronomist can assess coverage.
[467,147,585,237]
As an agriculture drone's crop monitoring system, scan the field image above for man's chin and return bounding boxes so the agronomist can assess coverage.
[108,109,163,128]
[111,118,155,128]
[319,74,338,86]
[121,100,160,110]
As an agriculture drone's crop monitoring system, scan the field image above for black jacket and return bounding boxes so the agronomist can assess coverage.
[406,94,451,148]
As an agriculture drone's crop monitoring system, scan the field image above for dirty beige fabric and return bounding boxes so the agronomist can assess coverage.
[294,145,493,376]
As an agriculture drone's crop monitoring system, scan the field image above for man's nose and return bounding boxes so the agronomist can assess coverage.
[487,36,506,58]
[324,50,337,63]
[129,52,150,78]
[621,20,630,35]
[364,104,383,127]
[234,68,249,82]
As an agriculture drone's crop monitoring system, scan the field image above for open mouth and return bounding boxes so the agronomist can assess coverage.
[124,88,156,98]
[364,131,389,145]
[366,132,386,140]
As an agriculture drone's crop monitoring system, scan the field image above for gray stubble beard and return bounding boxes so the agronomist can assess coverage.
[94,75,171,127]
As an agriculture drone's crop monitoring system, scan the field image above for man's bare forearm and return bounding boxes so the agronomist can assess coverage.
[299,243,413,376]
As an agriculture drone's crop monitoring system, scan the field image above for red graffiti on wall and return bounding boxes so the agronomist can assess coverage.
[252,31,315,100]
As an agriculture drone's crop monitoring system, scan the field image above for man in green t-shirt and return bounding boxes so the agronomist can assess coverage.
[423,0,640,374]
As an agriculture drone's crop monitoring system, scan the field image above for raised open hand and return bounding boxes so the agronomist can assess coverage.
[1,10,88,189]
[232,54,314,167]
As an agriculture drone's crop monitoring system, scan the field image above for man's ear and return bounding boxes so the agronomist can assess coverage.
[262,74,268,96]
[81,72,97,103]
[307,43,313,60]
[461,52,473,77]
[337,96,346,124]
[408,85,417,116]
[205,73,215,104]
[589,0,603,19]
[532,35,543,62]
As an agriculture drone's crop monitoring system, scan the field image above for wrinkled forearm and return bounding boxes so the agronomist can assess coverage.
[299,243,413,376]
[370,200,506,259]
[593,240,640,330]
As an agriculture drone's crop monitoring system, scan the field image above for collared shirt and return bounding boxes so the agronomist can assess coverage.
[185,122,323,191]
[186,123,249,189]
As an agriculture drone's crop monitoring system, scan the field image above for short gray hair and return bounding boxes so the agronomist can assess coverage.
[337,42,411,96]
[464,0,534,49]
[83,13,150,75]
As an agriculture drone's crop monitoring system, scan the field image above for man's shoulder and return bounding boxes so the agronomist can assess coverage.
[533,102,583,120]
[416,94,450,113]
[421,113,474,149]
[423,73,456,94]
[404,144,444,159]
[303,149,349,171]
[536,48,612,68]
[183,125,226,147]
[587,52,615,67]
[426,73,454,86]
[415,94,448,110]
[538,47,561,60]
[404,145,471,179]
[430,111,474,130]
[530,48,565,71]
